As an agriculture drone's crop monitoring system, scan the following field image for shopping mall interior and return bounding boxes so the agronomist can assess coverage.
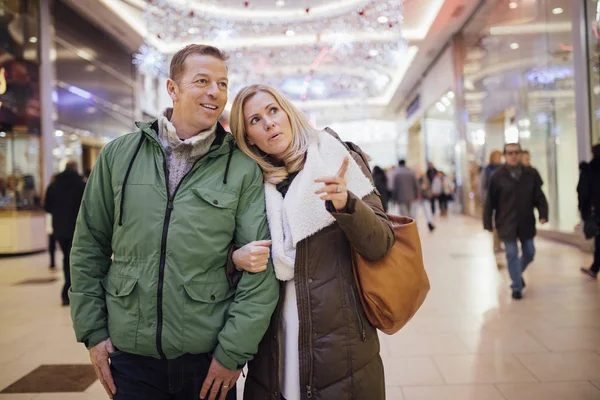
[1,0,600,399]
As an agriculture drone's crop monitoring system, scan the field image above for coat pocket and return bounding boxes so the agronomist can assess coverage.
[182,280,235,351]
[192,188,239,210]
[101,274,139,347]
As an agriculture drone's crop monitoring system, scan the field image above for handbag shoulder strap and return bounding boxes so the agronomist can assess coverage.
[323,127,372,175]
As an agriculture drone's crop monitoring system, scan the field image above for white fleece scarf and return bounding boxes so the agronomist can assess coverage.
[265,131,375,281]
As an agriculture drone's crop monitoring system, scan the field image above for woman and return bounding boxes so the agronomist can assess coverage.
[372,166,390,212]
[229,84,394,400]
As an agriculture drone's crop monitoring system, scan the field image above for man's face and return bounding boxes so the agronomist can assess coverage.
[167,54,228,132]
[522,153,531,167]
[504,145,521,167]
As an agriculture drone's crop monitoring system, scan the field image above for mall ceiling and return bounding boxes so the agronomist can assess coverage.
[65,0,480,125]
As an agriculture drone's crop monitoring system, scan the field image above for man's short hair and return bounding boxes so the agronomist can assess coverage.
[398,160,406,167]
[169,44,228,83]
[503,142,522,153]
[521,149,530,155]
[65,160,78,172]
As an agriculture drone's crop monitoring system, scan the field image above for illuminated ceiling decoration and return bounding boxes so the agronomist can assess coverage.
[129,0,407,117]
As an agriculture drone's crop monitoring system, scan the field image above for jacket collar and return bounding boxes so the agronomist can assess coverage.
[135,119,234,158]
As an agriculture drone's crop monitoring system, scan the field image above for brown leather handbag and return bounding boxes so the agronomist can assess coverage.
[351,215,430,335]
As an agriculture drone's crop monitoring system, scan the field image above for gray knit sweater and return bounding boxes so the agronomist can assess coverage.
[157,116,217,196]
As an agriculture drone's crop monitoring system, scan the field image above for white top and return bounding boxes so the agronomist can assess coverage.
[281,279,300,400]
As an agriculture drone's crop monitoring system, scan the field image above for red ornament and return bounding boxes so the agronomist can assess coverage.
[388,23,393,28]
[244,1,249,7]
[157,33,164,39]
[305,7,310,13]
[189,11,195,17]
[358,9,365,16]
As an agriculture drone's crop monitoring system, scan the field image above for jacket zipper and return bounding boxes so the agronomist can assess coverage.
[296,242,314,399]
[155,146,218,359]
[349,287,367,342]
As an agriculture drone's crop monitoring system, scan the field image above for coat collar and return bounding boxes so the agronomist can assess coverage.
[264,131,374,281]
[135,119,234,158]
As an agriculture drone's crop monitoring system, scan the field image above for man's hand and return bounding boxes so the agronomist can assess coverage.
[200,358,241,400]
[232,240,272,273]
[540,218,548,224]
[89,338,117,398]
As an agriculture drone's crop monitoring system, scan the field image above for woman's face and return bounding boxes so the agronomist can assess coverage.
[243,91,293,160]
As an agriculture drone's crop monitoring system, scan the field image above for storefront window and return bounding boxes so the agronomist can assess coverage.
[0,133,41,210]
[461,0,579,232]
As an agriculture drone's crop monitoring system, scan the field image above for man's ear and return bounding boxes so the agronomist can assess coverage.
[166,78,178,102]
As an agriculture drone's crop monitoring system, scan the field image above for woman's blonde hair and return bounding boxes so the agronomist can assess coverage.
[230,84,317,184]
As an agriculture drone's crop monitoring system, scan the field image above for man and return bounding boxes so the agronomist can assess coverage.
[69,44,279,400]
[578,144,600,280]
[44,160,85,306]
[391,160,419,219]
[484,143,549,300]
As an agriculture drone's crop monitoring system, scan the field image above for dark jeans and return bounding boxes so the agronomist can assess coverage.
[504,238,535,291]
[591,235,600,274]
[48,234,56,267]
[430,197,437,214]
[110,351,236,400]
[57,237,72,303]
[439,195,449,212]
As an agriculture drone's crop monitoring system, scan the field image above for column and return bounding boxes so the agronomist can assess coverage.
[39,0,56,192]
[450,34,472,215]
[572,0,592,161]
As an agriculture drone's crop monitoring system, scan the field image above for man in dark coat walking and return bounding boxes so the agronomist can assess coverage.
[578,144,600,280]
[44,160,85,306]
[484,143,549,300]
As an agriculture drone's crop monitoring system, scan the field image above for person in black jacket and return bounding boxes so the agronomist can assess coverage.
[484,143,549,300]
[44,160,86,306]
[578,144,600,280]
[372,166,390,213]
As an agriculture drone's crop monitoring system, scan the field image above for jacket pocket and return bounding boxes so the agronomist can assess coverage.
[101,274,139,348]
[349,286,367,342]
[192,188,239,210]
[182,280,235,351]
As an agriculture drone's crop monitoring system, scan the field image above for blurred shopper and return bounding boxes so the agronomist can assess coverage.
[46,213,55,269]
[392,160,419,218]
[372,166,390,213]
[521,150,531,167]
[434,171,454,217]
[480,150,504,252]
[484,143,549,300]
[46,174,57,270]
[230,84,394,400]
[578,144,600,280]
[417,170,436,232]
[44,161,85,306]
[69,45,278,400]
[426,161,438,214]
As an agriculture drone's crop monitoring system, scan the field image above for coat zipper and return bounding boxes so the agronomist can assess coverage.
[295,242,314,399]
[349,287,367,342]
[155,145,218,359]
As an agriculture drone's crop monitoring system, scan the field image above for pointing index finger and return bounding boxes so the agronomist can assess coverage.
[337,157,349,178]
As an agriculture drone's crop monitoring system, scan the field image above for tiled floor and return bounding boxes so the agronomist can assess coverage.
[0,216,598,399]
